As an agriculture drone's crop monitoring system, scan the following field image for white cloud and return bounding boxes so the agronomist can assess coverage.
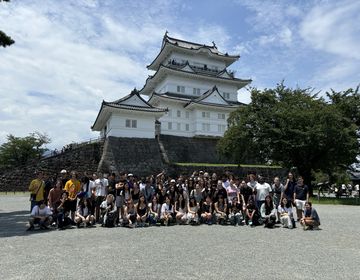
[0,1,163,148]
[299,1,360,90]
[300,1,360,60]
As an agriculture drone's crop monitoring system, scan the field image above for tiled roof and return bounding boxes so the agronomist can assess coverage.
[103,102,167,112]
[164,34,239,59]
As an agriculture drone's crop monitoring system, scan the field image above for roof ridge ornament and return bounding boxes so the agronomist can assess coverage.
[131,87,138,95]
[212,41,217,48]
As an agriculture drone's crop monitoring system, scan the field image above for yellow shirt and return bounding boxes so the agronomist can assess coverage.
[29,179,45,201]
[64,179,81,200]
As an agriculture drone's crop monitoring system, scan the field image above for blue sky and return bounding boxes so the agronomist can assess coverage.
[0,0,359,149]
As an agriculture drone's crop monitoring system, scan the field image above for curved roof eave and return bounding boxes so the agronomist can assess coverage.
[139,64,252,95]
[91,101,106,131]
[147,41,240,70]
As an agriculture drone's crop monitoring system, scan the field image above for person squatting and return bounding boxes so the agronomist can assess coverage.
[27,170,321,231]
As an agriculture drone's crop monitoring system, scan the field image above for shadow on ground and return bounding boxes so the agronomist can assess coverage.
[0,210,52,238]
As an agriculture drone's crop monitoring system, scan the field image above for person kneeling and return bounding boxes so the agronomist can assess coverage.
[100,194,117,227]
[123,199,137,228]
[300,201,321,230]
[278,197,294,229]
[160,196,174,226]
[27,200,53,231]
[75,198,95,228]
[228,197,244,226]
[260,195,277,228]
[57,192,74,230]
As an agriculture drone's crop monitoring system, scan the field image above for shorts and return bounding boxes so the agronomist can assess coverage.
[295,199,306,210]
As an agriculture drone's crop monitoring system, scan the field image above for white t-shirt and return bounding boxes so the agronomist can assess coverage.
[31,205,53,217]
[161,203,173,215]
[83,180,95,198]
[78,206,90,217]
[95,178,108,197]
[255,182,272,201]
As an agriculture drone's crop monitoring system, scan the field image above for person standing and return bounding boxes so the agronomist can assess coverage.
[63,171,81,221]
[283,172,296,205]
[254,175,272,210]
[94,172,109,222]
[293,176,310,221]
[272,176,284,222]
[29,170,45,212]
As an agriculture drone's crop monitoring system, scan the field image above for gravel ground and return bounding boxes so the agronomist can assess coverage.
[0,195,359,280]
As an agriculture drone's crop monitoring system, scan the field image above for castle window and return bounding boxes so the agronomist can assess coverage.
[185,111,190,119]
[185,124,189,131]
[218,124,226,133]
[177,123,181,130]
[125,119,137,128]
[202,123,210,132]
[168,122,172,130]
[193,88,200,95]
[202,112,210,118]
[218,113,225,120]
[177,110,181,118]
[177,85,185,93]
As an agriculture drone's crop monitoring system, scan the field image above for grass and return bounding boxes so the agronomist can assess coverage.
[174,162,282,168]
[312,196,360,206]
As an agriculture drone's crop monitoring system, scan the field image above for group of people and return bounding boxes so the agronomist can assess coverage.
[27,170,321,231]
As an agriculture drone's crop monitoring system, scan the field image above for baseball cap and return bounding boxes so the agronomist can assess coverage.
[60,169,67,174]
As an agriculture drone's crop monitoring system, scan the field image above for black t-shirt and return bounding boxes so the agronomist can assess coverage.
[201,202,212,213]
[115,179,126,196]
[294,184,309,200]
[284,181,296,199]
[60,199,72,213]
[240,186,253,204]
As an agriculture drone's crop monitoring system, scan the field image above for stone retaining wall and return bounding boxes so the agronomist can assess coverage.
[158,134,235,164]
[97,136,165,176]
[0,141,103,192]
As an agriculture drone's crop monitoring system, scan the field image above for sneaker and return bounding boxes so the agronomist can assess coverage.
[26,225,34,231]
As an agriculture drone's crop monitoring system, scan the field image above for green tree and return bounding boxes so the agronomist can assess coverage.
[0,0,15,48]
[0,132,51,168]
[218,83,360,185]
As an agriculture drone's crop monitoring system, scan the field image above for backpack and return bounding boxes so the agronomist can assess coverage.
[105,212,115,227]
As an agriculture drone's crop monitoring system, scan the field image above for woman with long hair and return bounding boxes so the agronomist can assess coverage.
[75,198,95,227]
[278,197,294,229]
[136,193,148,227]
[260,195,276,228]
[174,193,187,224]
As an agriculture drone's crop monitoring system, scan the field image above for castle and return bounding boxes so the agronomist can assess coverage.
[91,32,251,139]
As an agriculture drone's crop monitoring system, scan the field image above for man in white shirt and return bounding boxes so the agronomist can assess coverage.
[27,200,53,231]
[94,172,109,222]
[255,176,272,210]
